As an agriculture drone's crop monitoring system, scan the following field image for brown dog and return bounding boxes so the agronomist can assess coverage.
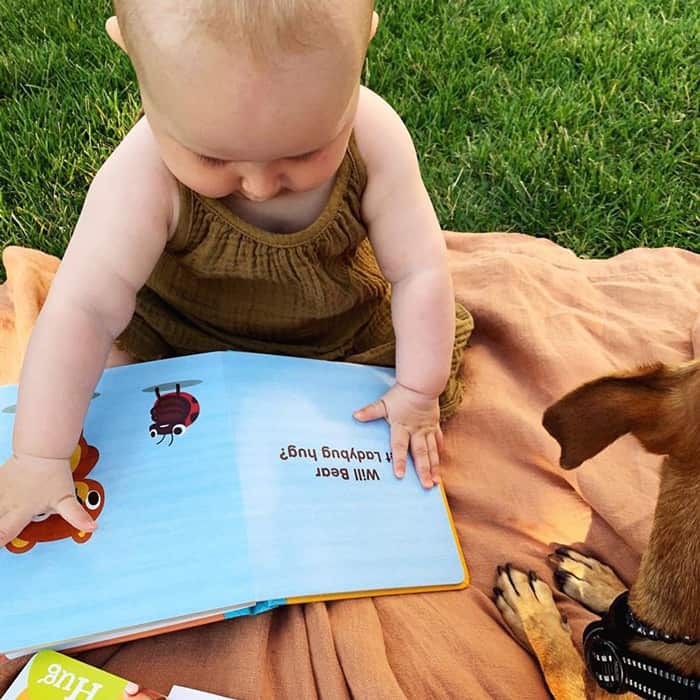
[494,360,700,699]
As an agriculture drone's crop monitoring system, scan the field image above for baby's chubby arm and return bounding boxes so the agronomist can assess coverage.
[353,88,455,489]
[0,118,177,547]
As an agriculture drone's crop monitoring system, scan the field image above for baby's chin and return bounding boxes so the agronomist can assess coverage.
[231,190,281,203]
[195,188,279,203]
[176,179,244,200]
[219,186,319,202]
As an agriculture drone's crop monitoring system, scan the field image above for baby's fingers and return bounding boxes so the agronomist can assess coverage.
[390,424,410,479]
[0,507,31,549]
[54,494,96,534]
[353,399,387,423]
[410,433,434,489]
[427,431,441,485]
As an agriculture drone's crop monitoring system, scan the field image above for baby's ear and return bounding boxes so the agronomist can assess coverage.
[542,362,696,469]
[106,16,128,53]
[369,11,380,41]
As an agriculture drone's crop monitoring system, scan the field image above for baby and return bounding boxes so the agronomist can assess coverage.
[0,0,472,546]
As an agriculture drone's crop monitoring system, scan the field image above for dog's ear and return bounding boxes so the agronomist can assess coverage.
[543,362,699,469]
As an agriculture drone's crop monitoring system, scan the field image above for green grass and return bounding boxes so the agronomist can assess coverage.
[0,0,698,275]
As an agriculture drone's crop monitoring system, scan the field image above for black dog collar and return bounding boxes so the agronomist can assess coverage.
[584,592,700,698]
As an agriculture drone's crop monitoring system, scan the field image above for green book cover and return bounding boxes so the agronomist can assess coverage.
[1,651,164,700]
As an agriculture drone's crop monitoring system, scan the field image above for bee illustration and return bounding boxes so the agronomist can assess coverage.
[149,384,200,445]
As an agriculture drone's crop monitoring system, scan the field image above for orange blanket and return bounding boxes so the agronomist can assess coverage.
[1,234,699,699]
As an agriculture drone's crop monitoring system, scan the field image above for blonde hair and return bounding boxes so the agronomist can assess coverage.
[113,0,375,67]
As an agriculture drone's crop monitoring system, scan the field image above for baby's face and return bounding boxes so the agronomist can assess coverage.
[141,35,363,201]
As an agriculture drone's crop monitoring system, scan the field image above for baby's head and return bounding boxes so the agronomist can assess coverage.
[109,0,378,200]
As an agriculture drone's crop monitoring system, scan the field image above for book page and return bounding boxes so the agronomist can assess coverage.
[223,352,465,601]
[0,353,254,656]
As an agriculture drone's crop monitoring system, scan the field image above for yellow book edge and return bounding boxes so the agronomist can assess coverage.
[288,482,469,604]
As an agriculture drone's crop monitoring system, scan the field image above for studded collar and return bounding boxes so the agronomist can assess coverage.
[584,592,700,698]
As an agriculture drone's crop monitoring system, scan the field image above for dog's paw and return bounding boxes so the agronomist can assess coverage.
[494,563,571,652]
[548,547,627,614]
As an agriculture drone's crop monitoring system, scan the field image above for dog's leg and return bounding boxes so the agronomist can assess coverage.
[549,547,627,615]
[495,564,588,700]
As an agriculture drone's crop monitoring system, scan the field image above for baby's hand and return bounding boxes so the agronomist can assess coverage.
[353,383,443,489]
[0,454,96,548]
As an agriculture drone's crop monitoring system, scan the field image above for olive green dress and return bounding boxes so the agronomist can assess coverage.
[117,135,473,419]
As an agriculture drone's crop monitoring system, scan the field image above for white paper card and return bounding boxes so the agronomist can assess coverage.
[170,687,239,700]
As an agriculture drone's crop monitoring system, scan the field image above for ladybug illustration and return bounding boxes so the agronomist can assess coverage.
[149,383,200,445]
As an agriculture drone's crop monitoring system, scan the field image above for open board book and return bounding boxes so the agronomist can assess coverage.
[0,351,468,660]
[1,650,237,700]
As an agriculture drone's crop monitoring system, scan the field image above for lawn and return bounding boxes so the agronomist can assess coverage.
[0,0,697,274]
